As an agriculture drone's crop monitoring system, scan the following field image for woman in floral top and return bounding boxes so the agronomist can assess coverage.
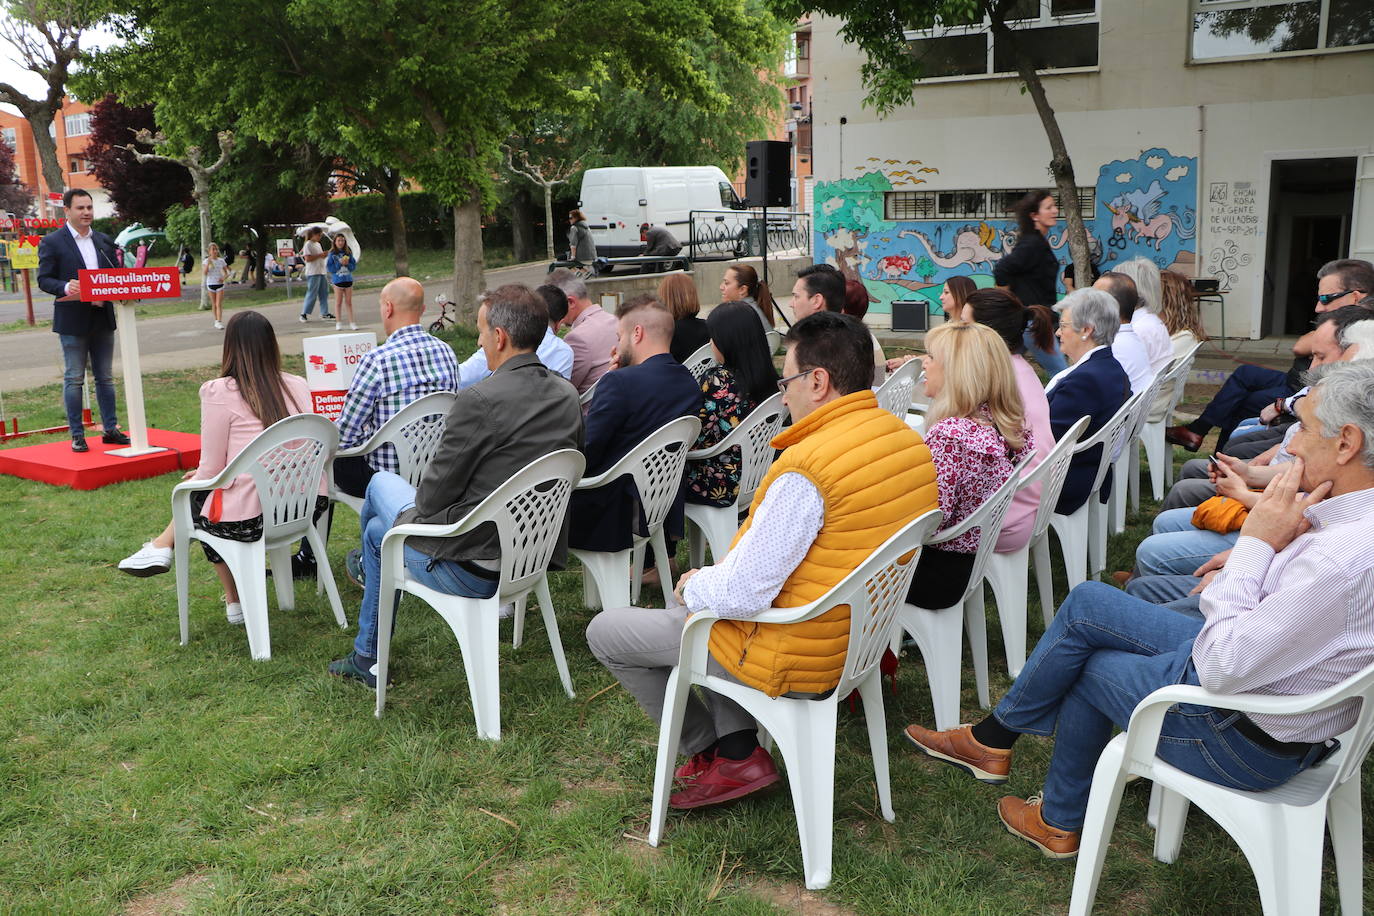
[686,301,779,507]
[906,321,1036,610]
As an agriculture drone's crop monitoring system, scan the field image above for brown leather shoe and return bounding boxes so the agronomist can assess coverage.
[997,796,1080,859]
[904,723,1012,784]
[1164,425,1203,452]
[1110,571,1132,586]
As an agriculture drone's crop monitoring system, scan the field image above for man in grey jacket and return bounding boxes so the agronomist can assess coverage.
[330,284,584,688]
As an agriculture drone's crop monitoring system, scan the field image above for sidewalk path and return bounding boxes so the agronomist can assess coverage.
[0,262,549,392]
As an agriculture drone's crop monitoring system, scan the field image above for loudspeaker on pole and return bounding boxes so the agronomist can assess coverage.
[745,140,792,209]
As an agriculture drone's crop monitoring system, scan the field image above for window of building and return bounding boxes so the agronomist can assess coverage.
[63,112,91,136]
[1,128,14,149]
[1190,0,1374,61]
[905,1,1098,80]
[69,157,89,174]
[884,187,1094,221]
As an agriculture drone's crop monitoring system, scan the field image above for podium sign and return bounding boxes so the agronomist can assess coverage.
[303,332,376,419]
[79,267,181,301]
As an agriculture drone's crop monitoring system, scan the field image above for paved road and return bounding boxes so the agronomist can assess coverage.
[0,261,550,392]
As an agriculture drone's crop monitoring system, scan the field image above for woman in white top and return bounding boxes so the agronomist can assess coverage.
[204,242,229,330]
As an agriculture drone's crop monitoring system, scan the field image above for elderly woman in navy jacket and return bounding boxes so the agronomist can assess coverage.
[1044,288,1131,514]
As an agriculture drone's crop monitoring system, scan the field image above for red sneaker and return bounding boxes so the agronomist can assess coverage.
[669,747,780,809]
[674,750,716,787]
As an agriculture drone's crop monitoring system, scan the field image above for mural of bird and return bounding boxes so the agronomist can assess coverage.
[918,167,940,174]
[867,157,880,162]
[889,170,913,177]
[885,159,901,164]
[905,160,923,165]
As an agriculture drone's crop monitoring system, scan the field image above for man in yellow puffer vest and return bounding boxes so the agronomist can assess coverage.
[588,311,937,810]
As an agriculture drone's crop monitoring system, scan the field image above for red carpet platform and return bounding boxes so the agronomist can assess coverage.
[0,429,201,490]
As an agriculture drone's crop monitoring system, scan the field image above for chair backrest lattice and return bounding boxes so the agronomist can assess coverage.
[1029,416,1091,542]
[629,417,702,531]
[1079,391,1142,495]
[684,343,718,383]
[230,414,338,540]
[958,451,1036,605]
[1128,364,1172,443]
[876,358,921,418]
[1159,341,1203,420]
[579,379,599,407]
[1325,665,1374,791]
[392,409,453,486]
[736,395,787,507]
[474,450,587,598]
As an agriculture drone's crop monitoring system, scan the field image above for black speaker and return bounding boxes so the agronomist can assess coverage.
[745,139,792,208]
[890,300,930,332]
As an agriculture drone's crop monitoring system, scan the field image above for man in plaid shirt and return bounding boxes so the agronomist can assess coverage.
[293,277,458,576]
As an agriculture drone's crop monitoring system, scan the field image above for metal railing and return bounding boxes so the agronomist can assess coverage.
[687,208,812,261]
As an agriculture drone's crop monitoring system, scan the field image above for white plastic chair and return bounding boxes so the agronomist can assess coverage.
[765,327,782,354]
[983,416,1090,677]
[875,357,921,419]
[173,414,346,661]
[571,416,701,611]
[892,455,1032,730]
[648,509,944,890]
[683,343,717,383]
[1112,368,1170,533]
[331,391,455,515]
[1137,342,1203,501]
[579,378,600,407]
[684,392,786,567]
[372,449,586,739]
[1069,662,1374,915]
[1047,393,1140,592]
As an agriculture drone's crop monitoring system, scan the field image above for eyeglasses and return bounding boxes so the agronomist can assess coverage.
[1317,289,1358,306]
[777,368,815,394]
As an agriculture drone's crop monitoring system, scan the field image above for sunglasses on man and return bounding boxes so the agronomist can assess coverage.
[1316,289,1360,306]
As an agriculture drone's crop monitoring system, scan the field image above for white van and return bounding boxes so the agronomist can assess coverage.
[578,166,744,258]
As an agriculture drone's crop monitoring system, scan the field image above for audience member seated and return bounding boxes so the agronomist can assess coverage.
[117,312,329,628]
[1148,269,1206,424]
[842,276,886,382]
[904,361,1374,860]
[938,274,977,323]
[1166,257,1373,453]
[905,321,1036,610]
[587,311,937,809]
[685,301,779,507]
[1093,272,1152,395]
[1045,289,1131,515]
[789,262,845,321]
[659,273,711,363]
[328,285,583,688]
[718,263,776,333]
[457,284,573,386]
[550,268,617,394]
[1112,257,1173,374]
[567,296,703,556]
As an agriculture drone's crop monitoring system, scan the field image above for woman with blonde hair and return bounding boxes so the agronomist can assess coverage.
[204,242,229,330]
[658,273,710,362]
[1149,270,1208,423]
[906,320,1036,609]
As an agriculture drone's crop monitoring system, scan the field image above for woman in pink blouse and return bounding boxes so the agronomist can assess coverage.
[906,321,1036,610]
[958,289,1058,552]
[117,311,327,626]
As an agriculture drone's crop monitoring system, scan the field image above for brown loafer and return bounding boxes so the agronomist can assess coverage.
[1110,570,1132,586]
[904,723,1012,784]
[997,796,1080,859]
[1164,425,1203,452]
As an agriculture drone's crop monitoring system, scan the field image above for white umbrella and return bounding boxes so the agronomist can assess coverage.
[294,216,361,262]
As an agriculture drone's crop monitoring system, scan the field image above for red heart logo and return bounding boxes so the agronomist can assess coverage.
[23,235,39,247]
[323,362,338,373]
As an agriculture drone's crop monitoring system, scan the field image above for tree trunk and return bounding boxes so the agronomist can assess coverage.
[253,220,267,290]
[381,168,409,277]
[452,189,485,326]
[542,185,556,261]
[988,5,1091,285]
[193,173,213,310]
[510,185,534,263]
[24,110,64,207]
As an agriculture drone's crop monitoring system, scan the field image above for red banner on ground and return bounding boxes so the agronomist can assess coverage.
[79,267,182,301]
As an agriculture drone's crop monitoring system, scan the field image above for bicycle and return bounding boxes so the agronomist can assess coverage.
[427,294,455,335]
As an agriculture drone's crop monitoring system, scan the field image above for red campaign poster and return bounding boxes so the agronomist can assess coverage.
[79,267,182,301]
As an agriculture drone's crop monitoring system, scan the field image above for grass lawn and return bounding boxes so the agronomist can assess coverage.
[0,344,1362,914]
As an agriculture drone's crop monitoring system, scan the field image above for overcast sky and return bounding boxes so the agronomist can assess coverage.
[0,16,121,115]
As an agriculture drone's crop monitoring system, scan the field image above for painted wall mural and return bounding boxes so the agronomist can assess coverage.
[813,147,1198,317]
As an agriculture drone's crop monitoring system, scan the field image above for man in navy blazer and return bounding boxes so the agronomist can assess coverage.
[37,188,127,452]
[1045,288,1132,514]
[569,295,703,553]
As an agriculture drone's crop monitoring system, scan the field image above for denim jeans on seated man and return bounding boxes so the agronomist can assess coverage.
[1124,574,1204,618]
[1134,507,1238,578]
[60,328,118,436]
[992,582,1324,832]
[354,471,498,663]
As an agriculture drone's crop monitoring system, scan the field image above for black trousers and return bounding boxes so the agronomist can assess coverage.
[297,456,375,561]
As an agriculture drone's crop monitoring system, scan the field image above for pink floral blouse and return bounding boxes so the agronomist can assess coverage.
[924,410,1035,554]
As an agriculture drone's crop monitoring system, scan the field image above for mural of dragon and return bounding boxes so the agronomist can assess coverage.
[896,222,1004,270]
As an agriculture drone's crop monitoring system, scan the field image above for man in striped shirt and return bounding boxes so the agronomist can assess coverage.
[904,361,1374,859]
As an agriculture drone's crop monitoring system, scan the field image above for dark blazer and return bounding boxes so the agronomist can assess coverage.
[570,352,703,552]
[993,229,1059,308]
[1047,347,1131,515]
[395,352,584,566]
[37,225,121,336]
[670,317,711,363]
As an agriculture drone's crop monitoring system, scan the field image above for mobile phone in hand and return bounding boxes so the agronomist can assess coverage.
[1207,453,1223,475]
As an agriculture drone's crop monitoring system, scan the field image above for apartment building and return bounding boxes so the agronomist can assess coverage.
[0,96,110,218]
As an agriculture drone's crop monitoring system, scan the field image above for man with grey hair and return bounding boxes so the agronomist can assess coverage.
[906,359,1374,859]
[549,267,618,394]
[1045,288,1131,514]
[329,284,583,688]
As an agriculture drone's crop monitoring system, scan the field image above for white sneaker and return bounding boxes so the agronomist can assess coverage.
[350,323,358,330]
[118,542,173,577]
[214,320,223,330]
[498,602,516,619]
[225,602,244,625]
[298,314,307,323]
[335,321,342,330]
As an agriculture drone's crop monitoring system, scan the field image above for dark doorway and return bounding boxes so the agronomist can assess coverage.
[1262,157,1356,336]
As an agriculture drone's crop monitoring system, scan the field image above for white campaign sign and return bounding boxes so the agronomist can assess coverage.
[302,332,377,420]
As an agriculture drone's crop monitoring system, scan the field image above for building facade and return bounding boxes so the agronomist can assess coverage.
[809,0,1374,338]
[0,97,111,219]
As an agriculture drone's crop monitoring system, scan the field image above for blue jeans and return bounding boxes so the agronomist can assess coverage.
[1125,574,1204,618]
[301,274,330,317]
[353,471,499,660]
[1024,326,1067,376]
[994,581,1322,831]
[59,329,118,436]
[1134,507,1238,578]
